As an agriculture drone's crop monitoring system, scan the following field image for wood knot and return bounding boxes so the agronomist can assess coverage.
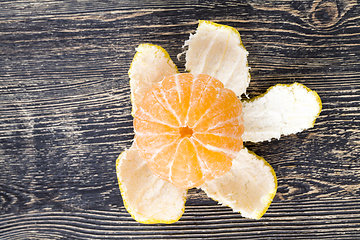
[311,0,339,28]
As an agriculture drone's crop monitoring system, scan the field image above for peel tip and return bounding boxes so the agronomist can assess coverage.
[293,81,322,112]
[292,82,323,128]
[197,20,248,55]
[129,43,179,74]
[198,20,241,39]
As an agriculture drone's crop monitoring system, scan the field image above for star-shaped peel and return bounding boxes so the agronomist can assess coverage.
[116,20,322,223]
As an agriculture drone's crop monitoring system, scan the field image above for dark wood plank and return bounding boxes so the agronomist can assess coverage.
[1,0,360,239]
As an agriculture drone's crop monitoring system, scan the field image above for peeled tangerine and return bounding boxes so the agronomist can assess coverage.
[116,20,322,224]
[134,73,244,189]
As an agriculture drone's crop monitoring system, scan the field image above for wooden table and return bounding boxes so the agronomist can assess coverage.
[1,1,359,239]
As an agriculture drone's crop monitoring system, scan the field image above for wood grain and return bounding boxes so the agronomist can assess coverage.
[1,0,360,239]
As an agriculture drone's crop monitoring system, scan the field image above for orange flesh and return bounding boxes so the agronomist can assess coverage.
[134,73,244,189]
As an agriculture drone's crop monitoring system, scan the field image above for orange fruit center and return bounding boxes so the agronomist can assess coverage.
[134,73,244,189]
[179,126,193,138]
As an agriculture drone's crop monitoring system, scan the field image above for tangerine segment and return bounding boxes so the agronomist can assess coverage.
[206,118,244,137]
[170,138,204,188]
[185,74,224,128]
[201,147,277,220]
[160,73,193,125]
[146,139,179,180]
[193,88,243,132]
[193,133,242,159]
[137,87,179,127]
[134,73,244,189]
[135,133,180,153]
[192,138,232,181]
[133,118,178,135]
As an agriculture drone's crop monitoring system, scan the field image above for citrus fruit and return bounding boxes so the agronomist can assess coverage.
[129,44,178,115]
[184,20,250,97]
[201,147,277,219]
[242,82,322,142]
[116,143,187,224]
[116,20,322,224]
[134,73,244,189]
